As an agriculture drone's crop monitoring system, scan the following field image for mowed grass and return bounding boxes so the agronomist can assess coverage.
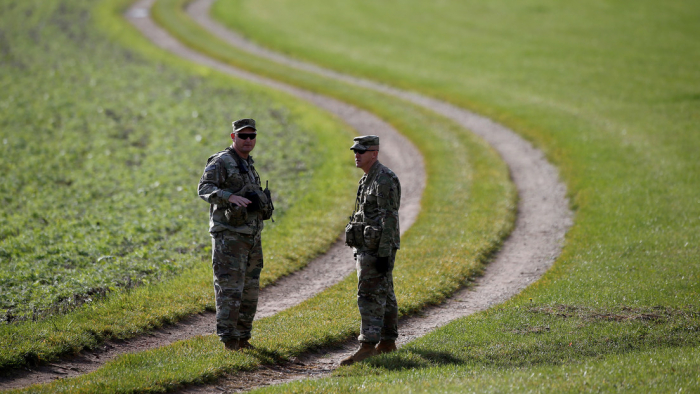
[10,78,514,393]
[211,0,700,391]
[258,347,700,393]
[0,0,357,370]
[259,305,699,393]
[5,0,517,391]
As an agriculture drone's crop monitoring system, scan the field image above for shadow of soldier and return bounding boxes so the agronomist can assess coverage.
[364,349,464,371]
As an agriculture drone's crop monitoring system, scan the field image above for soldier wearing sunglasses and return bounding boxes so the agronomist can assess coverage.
[198,118,274,351]
[341,135,402,365]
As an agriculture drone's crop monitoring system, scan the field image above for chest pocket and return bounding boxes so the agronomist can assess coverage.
[363,185,379,206]
[223,168,246,193]
[361,187,381,228]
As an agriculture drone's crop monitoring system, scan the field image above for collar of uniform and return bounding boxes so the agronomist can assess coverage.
[359,161,381,187]
[366,161,381,179]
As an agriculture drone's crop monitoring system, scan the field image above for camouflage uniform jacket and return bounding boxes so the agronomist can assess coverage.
[198,147,264,235]
[352,161,401,257]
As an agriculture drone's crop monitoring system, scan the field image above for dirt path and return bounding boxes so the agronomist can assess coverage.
[177,0,573,392]
[0,0,572,389]
[0,1,425,391]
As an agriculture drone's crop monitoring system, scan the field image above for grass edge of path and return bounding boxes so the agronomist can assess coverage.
[7,0,517,390]
[203,1,700,393]
[0,0,358,371]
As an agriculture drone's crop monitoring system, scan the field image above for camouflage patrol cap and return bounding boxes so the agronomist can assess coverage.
[232,118,257,133]
[350,135,379,152]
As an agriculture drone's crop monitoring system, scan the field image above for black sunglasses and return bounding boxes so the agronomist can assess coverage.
[236,133,257,140]
[352,149,377,154]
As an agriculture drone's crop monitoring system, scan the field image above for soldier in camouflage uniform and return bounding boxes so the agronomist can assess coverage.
[198,118,274,351]
[341,135,401,366]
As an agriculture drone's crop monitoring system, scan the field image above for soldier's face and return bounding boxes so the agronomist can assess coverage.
[354,149,378,172]
[232,127,257,154]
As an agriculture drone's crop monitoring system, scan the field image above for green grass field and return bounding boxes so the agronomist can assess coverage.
[0,0,358,370]
[209,0,700,391]
[1,0,519,390]
[3,0,698,391]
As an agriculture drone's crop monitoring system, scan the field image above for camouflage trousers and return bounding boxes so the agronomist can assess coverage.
[355,250,398,344]
[211,230,263,342]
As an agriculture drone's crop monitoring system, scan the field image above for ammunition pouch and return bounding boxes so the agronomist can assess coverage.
[363,225,383,251]
[244,187,274,221]
[345,222,365,248]
[244,190,264,212]
[262,187,274,220]
[224,205,248,227]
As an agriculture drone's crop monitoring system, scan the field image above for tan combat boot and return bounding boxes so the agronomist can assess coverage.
[224,339,239,351]
[239,338,255,349]
[375,340,397,354]
[340,342,378,366]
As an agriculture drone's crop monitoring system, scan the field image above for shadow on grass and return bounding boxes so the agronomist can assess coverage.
[367,349,464,371]
[245,346,287,366]
[363,305,700,373]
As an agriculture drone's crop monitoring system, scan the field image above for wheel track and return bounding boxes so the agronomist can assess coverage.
[0,0,425,390]
[0,0,573,389]
[179,0,573,392]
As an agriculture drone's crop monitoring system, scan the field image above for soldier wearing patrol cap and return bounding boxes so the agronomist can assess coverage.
[341,135,402,366]
[198,118,274,351]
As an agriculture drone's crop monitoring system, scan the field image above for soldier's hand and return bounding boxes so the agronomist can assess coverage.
[375,256,390,274]
[228,195,252,207]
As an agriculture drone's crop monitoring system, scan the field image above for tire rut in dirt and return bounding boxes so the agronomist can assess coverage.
[0,0,426,390]
[173,0,573,392]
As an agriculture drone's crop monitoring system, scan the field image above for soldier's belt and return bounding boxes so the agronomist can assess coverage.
[345,222,382,250]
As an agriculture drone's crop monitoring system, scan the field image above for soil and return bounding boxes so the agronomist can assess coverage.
[180,1,573,392]
[0,0,572,391]
[0,0,425,391]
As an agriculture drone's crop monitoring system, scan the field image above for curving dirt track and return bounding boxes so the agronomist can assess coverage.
[188,0,573,341]
[0,0,572,390]
[180,0,573,392]
[0,0,425,391]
